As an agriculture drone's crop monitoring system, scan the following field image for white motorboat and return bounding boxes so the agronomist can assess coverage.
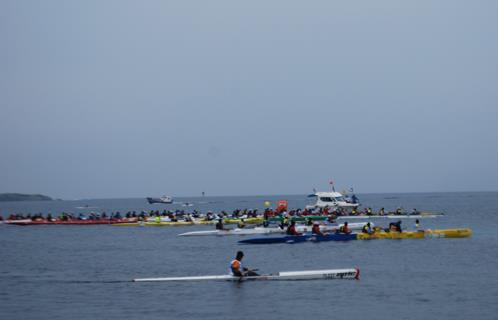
[305,191,359,212]
[146,195,173,204]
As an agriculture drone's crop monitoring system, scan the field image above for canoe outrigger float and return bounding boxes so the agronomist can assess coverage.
[133,268,360,282]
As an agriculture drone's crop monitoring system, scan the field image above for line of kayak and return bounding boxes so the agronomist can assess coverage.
[238,228,472,244]
[133,268,360,282]
[3,218,139,225]
[2,213,443,226]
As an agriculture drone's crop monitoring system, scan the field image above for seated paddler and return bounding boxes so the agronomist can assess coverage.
[286,221,302,236]
[230,251,259,277]
[311,222,324,236]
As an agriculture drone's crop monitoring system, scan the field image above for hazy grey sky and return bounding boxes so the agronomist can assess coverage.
[1,0,497,199]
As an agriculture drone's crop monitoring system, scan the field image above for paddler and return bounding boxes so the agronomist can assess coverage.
[311,222,324,236]
[338,221,352,234]
[215,218,225,230]
[237,218,245,229]
[414,219,421,230]
[230,251,259,277]
[286,221,302,236]
[388,220,402,232]
[361,222,373,234]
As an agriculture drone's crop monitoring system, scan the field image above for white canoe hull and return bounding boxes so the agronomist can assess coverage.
[337,214,441,219]
[133,268,359,282]
[178,222,371,237]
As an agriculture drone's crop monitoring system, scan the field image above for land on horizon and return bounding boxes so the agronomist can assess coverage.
[0,193,53,202]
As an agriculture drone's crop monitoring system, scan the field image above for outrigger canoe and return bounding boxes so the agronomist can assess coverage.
[112,221,194,227]
[5,218,138,225]
[240,228,472,244]
[178,222,372,236]
[133,268,360,282]
[336,212,443,219]
[269,216,329,222]
[238,233,357,244]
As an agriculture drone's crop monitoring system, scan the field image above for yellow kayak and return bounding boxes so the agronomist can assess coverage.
[425,228,472,238]
[357,231,425,240]
[223,217,264,225]
[144,221,194,226]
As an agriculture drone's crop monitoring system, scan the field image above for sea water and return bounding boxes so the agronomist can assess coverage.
[1,192,497,320]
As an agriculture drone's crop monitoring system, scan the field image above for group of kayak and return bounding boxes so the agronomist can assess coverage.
[237,219,472,244]
[0,204,445,226]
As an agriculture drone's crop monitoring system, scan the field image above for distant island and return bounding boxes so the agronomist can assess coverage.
[0,193,53,202]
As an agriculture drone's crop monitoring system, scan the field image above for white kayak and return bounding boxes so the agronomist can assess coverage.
[178,222,372,237]
[133,268,360,282]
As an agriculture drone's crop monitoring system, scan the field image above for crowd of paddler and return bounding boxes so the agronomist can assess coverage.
[0,205,422,225]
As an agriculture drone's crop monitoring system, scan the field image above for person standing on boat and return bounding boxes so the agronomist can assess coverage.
[286,221,302,236]
[351,194,358,204]
[230,251,258,277]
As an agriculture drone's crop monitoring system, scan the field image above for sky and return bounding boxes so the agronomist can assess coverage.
[1,0,498,199]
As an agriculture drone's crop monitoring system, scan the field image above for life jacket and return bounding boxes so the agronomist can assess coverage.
[286,225,297,235]
[230,259,242,275]
[340,225,350,233]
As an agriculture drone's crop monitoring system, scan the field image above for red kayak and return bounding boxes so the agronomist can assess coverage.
[5,218,138,225]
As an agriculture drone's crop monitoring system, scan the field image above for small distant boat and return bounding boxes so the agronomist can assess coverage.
[146,195,173,204]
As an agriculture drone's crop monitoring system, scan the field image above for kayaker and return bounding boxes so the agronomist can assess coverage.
[215,219,225,230]
[338,222,352,234]
[388,220,402,232]
[311,223,324,236]
[283,216,289,226]
[378,207,385,215]
[415,219,421,230]
[230,251,259,277]
[286,221,302,236]
[237,218,245,229]
[361,222,373,234]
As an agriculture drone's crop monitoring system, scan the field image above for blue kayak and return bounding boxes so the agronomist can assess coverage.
[238,233,357,244]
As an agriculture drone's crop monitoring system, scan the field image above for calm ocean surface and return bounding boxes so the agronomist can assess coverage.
[1,192,497,320]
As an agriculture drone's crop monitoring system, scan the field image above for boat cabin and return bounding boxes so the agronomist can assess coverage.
[305,192,359,211]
